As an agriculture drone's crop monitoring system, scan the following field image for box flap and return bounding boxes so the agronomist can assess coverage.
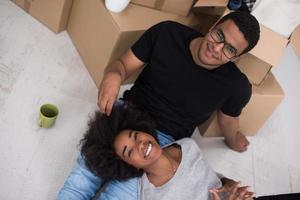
[194,0,228,7]
[109,3,198,31]
[130,0,194,16]
[290,25,300,59]
[252,73,284,96]
[250,24,288,66]
[235,53,272,86]
[131,0,157,8]
[161,0,195,16]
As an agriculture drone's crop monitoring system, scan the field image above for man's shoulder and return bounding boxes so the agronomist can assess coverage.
[222,62,252,92]
[225,62,250,82]
[153,20,199,36]
[155,20,190,29]
[176,138,202,152]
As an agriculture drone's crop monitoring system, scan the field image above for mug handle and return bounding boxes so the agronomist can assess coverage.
[38,117,43,127]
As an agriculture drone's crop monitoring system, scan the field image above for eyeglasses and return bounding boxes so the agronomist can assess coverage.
[209,28,238,59]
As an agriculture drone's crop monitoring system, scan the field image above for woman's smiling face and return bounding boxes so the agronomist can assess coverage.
[114,129,162,169]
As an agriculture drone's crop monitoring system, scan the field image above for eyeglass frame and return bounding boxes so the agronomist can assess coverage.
[209,27,240,59]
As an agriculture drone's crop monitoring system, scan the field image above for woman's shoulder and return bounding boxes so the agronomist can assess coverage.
[176,137,197,146]
[163,138,201,154]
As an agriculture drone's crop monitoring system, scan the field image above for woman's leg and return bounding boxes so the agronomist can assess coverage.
[57,154,104,200]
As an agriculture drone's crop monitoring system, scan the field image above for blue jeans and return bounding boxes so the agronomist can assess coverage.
[57,130,175,200]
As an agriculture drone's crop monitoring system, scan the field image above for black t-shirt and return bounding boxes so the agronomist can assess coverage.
[124,21,251,140]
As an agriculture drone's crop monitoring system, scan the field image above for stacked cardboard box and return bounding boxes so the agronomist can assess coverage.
[11,0,73,33]
[67,0,200,86]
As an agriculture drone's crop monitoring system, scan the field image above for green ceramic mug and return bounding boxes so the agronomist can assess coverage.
[38,104,59,128]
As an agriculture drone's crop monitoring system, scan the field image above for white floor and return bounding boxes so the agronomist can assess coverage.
[0,1,300,199]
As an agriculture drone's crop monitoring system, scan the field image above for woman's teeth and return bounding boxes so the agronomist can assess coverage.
[145,143,152,158]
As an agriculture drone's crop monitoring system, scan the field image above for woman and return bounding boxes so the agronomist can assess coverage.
[80,103,254,200]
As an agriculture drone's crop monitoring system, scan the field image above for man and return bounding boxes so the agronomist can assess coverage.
[98,11,260,152]
[57,11,260,200]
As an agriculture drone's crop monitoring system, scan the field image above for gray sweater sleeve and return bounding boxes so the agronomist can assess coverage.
[139,138,224,200]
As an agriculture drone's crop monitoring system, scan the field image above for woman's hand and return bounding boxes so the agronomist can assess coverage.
[209,180,255,200]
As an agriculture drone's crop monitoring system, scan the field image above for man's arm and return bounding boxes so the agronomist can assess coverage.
[217,111,249,152]
[98,49,144,116]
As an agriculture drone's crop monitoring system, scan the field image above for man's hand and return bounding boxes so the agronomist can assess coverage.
[97,72,122,116]
[225,131,250,152]
[97,49,145,115]
[217,111,249,152]
[209,180,255,200]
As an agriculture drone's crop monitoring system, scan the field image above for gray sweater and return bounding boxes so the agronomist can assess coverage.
[138,138,224,200]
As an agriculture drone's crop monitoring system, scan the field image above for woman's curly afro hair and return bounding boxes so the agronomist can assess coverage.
[80,103,157,182]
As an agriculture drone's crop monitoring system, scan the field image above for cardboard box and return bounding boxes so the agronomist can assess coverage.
[250,24,289,67]
[29,0,73,33]
[131,0,195,16]
[198,72,284,136]
[67,0,199,87]
[194,0,228,7]
[11,0,73,33]
[235,53,272,86]
[192,0,229,18]
[290,25,300,59]
[11,0,30,11]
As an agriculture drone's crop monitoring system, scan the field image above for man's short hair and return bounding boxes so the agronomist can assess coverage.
[80,103,157,182]
[217,11,260,54]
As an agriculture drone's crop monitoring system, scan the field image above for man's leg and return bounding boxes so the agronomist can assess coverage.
[97,178,138,200]
[96,130,175,200]
[57,154,104,200]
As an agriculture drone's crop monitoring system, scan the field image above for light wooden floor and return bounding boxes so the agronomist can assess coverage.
[0,1,299,199]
